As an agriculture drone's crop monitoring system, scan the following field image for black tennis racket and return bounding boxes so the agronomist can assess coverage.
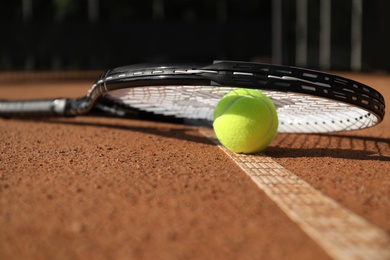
[0,60,385,133]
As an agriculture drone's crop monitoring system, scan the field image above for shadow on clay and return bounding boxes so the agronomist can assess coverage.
[26,117,215,146]
[4,117,389,161]
[265,133,390,162]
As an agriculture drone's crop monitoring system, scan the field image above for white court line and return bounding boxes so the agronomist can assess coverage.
[200,128,390,260]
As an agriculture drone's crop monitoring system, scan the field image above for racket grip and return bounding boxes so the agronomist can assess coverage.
[0,99,68,118]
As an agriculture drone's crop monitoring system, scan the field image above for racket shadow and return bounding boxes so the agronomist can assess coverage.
[266,133,390,161]
[18,117,215,146]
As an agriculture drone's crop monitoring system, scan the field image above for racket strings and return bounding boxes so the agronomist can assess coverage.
[103,86,377,133]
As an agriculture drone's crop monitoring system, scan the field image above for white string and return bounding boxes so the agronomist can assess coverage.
[106,86,378,133]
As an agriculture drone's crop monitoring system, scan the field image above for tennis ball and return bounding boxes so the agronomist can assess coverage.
[213,89,278,154]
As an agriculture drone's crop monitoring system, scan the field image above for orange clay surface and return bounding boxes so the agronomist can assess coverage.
[0,73,389,259]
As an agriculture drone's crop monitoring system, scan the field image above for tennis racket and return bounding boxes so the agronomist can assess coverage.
[0,60,385,133]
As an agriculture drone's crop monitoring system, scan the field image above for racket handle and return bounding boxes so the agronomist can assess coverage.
[0,99,68,117]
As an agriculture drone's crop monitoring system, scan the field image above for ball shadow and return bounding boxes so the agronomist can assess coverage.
[265,133,390,161]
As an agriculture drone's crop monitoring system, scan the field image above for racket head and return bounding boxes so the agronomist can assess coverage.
[90,60,384,133]
[0,60,385,133]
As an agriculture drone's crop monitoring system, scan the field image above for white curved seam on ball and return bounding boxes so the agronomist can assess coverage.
[213,96,246,145]
[213,96,246,123]
[242,98,276,154]
[213,92,277,154]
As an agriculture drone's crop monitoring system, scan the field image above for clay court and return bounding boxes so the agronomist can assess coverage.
[1,1,390,259]
[0,71,389,259]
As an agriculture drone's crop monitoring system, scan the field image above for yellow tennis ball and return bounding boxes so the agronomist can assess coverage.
[213,89,278,154]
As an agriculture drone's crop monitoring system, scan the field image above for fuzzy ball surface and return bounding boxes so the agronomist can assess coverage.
[213,89,278,154]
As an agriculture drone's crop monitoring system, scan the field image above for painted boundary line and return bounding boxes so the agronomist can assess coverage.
[200,127,390,260]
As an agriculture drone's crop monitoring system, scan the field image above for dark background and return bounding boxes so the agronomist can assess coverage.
[0,0,389,72]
